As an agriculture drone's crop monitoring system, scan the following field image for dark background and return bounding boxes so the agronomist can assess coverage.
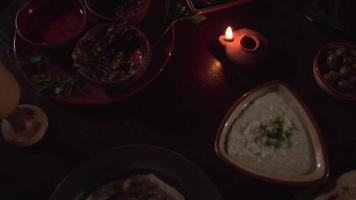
[1,0,356,199]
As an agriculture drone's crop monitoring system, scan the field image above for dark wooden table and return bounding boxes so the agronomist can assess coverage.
[1,0,356,199]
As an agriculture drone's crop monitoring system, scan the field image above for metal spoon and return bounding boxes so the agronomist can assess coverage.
[303,0,327,24]
[328,0,344,31]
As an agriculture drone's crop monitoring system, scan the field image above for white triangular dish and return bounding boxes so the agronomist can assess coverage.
[215,81,329,185]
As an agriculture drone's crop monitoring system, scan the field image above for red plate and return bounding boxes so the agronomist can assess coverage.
[13,1,175,106]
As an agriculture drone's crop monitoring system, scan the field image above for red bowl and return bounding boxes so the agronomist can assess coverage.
[72,23,151,86]
[84,0,151,25]
[313,42,356,101]
[15,0,87,47]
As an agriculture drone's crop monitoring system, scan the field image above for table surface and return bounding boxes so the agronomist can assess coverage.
[1,0,356,199]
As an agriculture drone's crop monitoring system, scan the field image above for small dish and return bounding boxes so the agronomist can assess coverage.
[72,23,151,86]
[1,104,48,147]
[15,0,87,47]
[215,81,329,185]
[313,42,356,101]
[84,0,151,24]
[186,0,251,14]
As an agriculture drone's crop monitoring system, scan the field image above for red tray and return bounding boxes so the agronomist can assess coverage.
[13,0,175,106]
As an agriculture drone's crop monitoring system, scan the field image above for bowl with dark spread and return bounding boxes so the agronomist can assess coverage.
[313,43,356,101]
[15,0,87,47]
[84,0,151,24]
[72,23,151,86]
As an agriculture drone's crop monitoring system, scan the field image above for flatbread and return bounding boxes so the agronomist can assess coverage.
[86,174,185,200]
[315,170,356,200]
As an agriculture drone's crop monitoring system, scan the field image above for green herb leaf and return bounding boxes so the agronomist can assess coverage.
[54,87,64,94]
[256,116,294,150]
[32,74,81,97]
[191,15,207,24]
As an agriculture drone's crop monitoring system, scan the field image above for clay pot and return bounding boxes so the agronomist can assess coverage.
[219,28,268,68]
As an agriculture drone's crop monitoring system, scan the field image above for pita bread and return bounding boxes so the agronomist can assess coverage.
[86,174,185,200]
[315,170,356,200]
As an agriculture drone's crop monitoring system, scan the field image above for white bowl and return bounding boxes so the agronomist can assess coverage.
[215,81,329,185]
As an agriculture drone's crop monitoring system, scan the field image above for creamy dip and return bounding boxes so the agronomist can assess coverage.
[226,92,316,177]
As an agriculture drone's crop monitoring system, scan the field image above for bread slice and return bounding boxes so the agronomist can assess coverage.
[141,174,185,200]
[86,174,185,200]
[315,170,356,200]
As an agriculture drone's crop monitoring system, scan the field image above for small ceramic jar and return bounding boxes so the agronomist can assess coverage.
[219,28,268,68]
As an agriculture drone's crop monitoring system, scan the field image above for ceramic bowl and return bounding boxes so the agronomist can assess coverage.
[84,0,151,25]
[72,23,151,86]
[313,42,356,101]
[215,81,329,185]
[15,0,87,47]
[218,28,268,68]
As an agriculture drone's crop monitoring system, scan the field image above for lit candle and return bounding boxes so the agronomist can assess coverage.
[225,26,234,42]
[219,26,268,68]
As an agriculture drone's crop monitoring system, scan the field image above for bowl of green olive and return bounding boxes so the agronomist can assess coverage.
[313,43,356,100]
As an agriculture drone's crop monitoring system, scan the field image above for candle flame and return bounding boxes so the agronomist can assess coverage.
[225,26,234,41]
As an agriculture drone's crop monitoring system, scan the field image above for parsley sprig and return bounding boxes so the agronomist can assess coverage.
[32,74,81,97]
[257,117,294,150]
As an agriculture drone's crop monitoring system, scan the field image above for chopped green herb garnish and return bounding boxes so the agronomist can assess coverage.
[32,74,81,97]
[256,116,294,150]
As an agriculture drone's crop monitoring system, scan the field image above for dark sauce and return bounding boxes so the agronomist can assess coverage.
[73,24,145,83]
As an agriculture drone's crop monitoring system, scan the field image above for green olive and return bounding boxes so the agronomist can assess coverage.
[350,49,356,57]
[326,54,340,69]
[325,50,335,57]
[349,75,356,84]
[342,56,356,64]
[329,70,340,82]
[335,47,348,57]
[324,71,340,86]
[323,73,333,84]
[337,80,353,91]
[339,65,354,77]
[353,62,356,70]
